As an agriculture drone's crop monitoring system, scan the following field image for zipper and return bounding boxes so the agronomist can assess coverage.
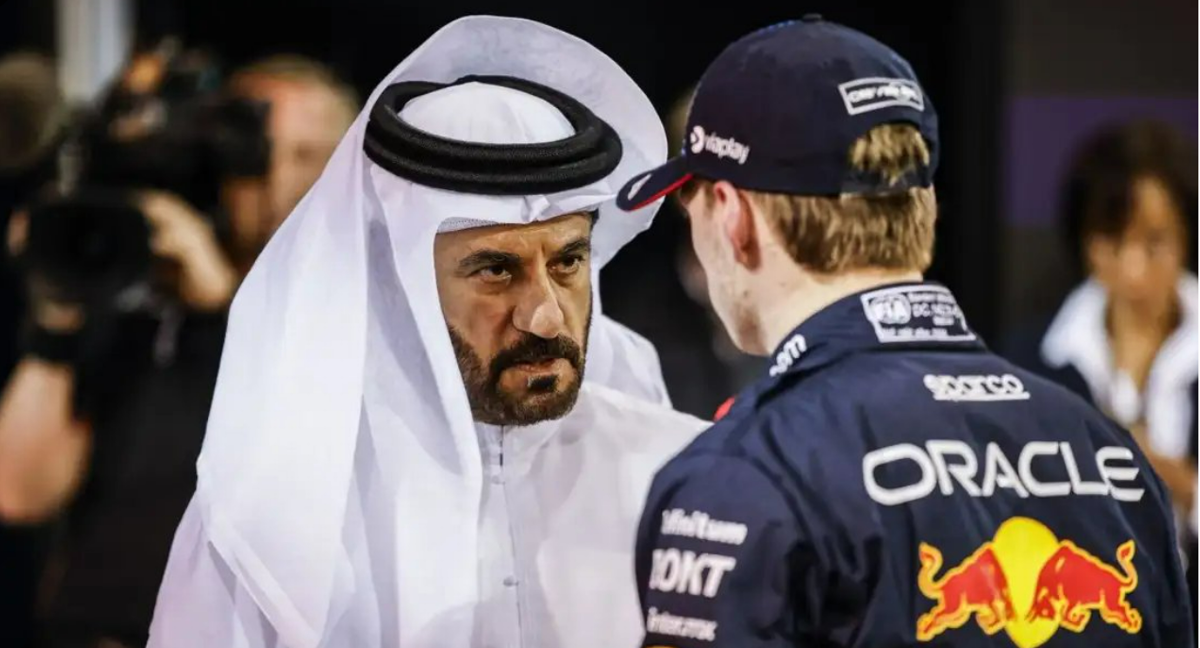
[498,425,529,648]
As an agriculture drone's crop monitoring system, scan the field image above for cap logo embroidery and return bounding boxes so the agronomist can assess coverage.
[689,124,751,164]
[838,77,924,115]
[690,125,707,154]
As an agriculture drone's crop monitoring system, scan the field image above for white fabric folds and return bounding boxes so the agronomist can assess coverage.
[147,15,689,648]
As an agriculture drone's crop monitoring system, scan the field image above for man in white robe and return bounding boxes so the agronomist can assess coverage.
[146,16,707,648]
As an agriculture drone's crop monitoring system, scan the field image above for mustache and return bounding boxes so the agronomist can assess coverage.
[489,334,583,382]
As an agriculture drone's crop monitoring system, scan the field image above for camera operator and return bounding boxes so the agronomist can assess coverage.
[0,49,69,648]
[0,44,355,648]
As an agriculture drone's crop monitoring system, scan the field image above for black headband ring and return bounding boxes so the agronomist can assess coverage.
[363,75,623,196]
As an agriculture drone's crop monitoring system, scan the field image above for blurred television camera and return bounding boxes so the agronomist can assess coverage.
[13,39,269,325]
[4,40,270,421]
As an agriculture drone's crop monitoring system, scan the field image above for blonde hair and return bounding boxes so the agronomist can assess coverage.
[684,123,937,274]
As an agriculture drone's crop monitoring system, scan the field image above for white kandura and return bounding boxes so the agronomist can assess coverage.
[146,15,707,648]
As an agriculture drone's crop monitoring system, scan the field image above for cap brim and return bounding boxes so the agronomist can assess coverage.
[615,156,694,212]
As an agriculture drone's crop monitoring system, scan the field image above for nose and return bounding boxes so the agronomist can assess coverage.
[1116,242,1151,290]
[512,273,566,339]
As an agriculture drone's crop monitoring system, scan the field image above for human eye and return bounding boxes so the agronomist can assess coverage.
[473,265,512,283]
[556,254,584,274]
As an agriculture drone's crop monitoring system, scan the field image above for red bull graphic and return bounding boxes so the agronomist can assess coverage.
[916,517,1141,648]
[1025,539,1141,633]
[917,543,1015,639]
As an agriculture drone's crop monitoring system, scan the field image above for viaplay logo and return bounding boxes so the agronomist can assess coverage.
[689,125,750,164]
[689,125,706,154]
[917,517,1141,647]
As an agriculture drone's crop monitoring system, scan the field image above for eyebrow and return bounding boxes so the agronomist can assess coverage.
[458,250,521,272]
[457,237,592,273]
[553,238,592,260]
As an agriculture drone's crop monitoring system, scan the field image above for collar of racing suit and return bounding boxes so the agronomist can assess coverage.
[732,281,988,413]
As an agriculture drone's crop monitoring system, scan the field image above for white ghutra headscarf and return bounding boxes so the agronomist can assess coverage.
[154,15,671,648]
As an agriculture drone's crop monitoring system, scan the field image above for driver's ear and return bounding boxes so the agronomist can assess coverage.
[711,181,761,270]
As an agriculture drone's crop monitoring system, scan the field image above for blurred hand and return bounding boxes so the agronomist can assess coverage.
[138,190,236,311]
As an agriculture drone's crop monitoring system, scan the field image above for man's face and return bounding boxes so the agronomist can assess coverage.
[434,213,594,426]
[680,186,763,353]
[225,77,352,269]
[1087,176,1186,319]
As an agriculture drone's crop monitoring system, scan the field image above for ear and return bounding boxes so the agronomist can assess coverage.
[1083,234,1113,278]
[711,181,760,270]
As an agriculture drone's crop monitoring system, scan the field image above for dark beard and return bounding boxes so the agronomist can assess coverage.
[449,326,588,426]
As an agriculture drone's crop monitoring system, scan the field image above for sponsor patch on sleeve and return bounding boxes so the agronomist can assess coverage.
[661,509,749,545]
[637,458,799,647]
[646,607,719,642]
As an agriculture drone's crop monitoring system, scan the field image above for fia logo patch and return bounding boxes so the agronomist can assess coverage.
[860,285,975,344]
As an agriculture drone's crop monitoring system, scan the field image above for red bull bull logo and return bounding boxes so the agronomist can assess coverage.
[917,543,1016,639]
[1025,539,1141,633]
[916,517,1141,648]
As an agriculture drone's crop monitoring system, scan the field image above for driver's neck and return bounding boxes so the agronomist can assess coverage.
[756,268,922,353]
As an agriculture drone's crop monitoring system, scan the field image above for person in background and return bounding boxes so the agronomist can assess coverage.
[0,48,355,648]
[0,50,67,648]
[222,55,358,275]
[1002,119,1198,618]
[0,50,63,410]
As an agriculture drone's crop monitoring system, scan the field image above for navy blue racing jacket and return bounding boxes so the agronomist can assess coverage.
[635,282,1193,648]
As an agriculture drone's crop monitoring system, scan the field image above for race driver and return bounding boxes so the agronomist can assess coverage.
[615,15,1194,648]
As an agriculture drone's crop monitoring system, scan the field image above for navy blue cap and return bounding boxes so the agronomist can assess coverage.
[617,16,939,211]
